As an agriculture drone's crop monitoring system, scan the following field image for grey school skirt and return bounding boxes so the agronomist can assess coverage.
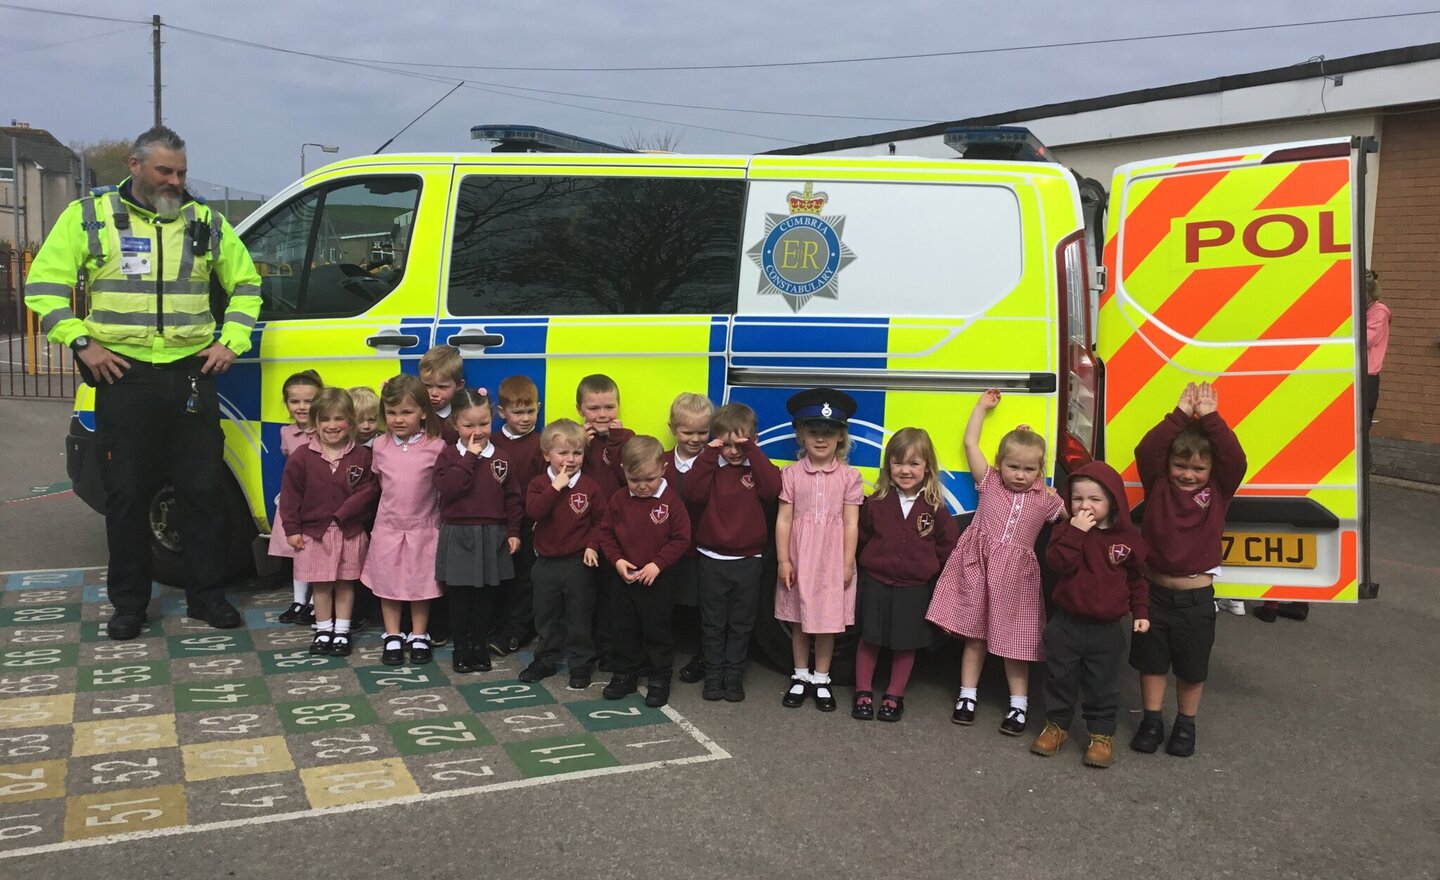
[857,571,937,650]
[436,523,515,588]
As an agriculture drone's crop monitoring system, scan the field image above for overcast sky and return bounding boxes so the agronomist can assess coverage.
[4,0,1440,197]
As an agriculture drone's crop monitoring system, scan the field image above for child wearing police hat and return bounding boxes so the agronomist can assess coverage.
[775,387,865,712]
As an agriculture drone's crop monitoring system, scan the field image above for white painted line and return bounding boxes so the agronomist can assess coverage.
[626,739,676,748]
[2,564,107,575]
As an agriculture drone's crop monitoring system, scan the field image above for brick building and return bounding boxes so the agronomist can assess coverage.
[774,43,1440,484]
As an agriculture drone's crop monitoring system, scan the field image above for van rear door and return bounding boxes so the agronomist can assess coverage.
[1098,138,1371,602]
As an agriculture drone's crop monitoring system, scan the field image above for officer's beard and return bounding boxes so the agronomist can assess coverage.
[150,190,182,221]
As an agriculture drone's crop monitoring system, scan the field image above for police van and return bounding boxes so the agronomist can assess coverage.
[65,128,1373,664]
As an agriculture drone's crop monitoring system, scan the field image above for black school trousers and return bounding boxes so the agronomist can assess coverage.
[610,568,677,682]
[531,555,597,672]
[1041,609,1125,736]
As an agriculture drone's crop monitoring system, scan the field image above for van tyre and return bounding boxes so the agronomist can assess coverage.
[149,477,257,588]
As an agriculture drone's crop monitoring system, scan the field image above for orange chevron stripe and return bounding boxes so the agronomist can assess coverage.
[1261,529,1356,601]
[1247,386,1354,485]
[1118,171,1229,281]
[1100,234,1119,308]
[1255,159,1348,210]
[1104,265,1261,417]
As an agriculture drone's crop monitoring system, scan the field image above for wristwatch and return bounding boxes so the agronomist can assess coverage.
[70,335,91,353]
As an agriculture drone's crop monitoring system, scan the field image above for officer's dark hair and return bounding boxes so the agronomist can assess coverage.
[132,126,186,162]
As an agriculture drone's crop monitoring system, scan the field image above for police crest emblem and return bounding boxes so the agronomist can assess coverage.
[569,493,589,515]
[746,182,857,313]
[491,459,509,483]
[916,513,934,537]
[650,503,670,525]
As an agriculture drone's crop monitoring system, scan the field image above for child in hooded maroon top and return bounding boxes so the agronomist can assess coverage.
[1030,461,1148,768]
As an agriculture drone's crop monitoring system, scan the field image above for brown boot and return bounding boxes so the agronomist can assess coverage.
[1083,733,1114,768]
[1030,722,1068,756]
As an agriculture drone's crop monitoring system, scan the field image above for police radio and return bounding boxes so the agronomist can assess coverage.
[188,219,211,254]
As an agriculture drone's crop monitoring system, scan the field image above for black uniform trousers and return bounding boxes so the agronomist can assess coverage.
[531,555,597,672]
[502,527,536,638]
[696,555,763,674]
[94,359,229,615]
[1041,609,1125,736]
[610,567,677,682]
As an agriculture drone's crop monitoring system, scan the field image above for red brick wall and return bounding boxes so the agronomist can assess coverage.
[1369,107,1440,483]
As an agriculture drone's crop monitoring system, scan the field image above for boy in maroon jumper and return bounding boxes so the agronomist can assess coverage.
[598,436,692,708]
[490,375,546,656]
[576,374,632,497]
[1031,461,1148,768]
[1129,381,1247,758]
[664,392,715,684]
[683,404,782,702]
[520,419,606,689]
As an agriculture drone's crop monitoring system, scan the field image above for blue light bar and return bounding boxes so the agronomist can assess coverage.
[943,126,1051,162]
[469,124,633,153]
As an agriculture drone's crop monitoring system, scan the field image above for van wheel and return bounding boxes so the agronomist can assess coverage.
[149,477,258,588]
[752,571,858,686]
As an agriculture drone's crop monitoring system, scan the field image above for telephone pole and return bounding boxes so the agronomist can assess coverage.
[152,15,162,127]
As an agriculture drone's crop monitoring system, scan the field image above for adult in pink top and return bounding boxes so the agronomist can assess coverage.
[1364,272,1391,432]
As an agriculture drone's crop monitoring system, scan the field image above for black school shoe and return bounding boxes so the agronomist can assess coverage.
[603,674,639,700]
[877,695,905,723]
[1130,716,1166,753]
[298,604,316,626]
[999,707,1027,736]
[106,610,147,641]
[781,676,810,708]
[329,632,353,657]
[408,636,433,665]
[381,634,406,666]
[279,602,306,624]
[452,644,478,674]
[702,673,726,702]
[678,655,706,684]
[1166,723,1197,757]
[812,680,838,712]
[309,631,334,655]
[851,690,875,721]
[1277,602,1310,621]
[952,697,977,725]
[519,660,557,683]
[188,598,243,629]
[645,682,671,708]
[568,667,592,690]
[723,670,746,703]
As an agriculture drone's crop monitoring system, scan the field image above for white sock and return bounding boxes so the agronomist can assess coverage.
[959,687,978,702]
[314,620,334,633]
[812,672,831,685]
[383,633,404,650]
[333,618,351,635]
[1010,695,1028,712]
[793,666,811,682]
[293,579,310,604]
[408,632,430,644]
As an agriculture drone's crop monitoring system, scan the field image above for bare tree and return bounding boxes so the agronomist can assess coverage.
[622,128,685,153]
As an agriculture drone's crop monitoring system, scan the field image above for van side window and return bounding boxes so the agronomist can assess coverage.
[447,175,744,316]
[249,176,422,320]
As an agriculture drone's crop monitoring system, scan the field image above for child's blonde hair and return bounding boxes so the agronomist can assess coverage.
[669,392,714,429]
[539,419,586,454]
[499,375,539,409]
[307,388,357,443]
[873,427,944,508]
[418,345,463,383]
[796,421,851,461]
[711,403,757,439]
[348,386,380,422]
[995,425,1047,471]
[380,374,441,438]
[620,435,666,474]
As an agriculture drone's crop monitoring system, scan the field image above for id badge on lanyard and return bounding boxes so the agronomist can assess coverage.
[119,235,152,276]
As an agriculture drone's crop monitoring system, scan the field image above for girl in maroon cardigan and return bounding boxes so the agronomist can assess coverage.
[853,428,959,722]
[433,388,524,674]
[279,388,378,657]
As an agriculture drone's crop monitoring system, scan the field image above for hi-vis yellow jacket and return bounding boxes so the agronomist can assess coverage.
[24,180,263,363]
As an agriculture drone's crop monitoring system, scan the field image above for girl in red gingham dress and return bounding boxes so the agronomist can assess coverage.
[926,388,1064,737]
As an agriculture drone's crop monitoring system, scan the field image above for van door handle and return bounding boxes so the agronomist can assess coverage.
[366,334,420,348]
[448,333,505,348]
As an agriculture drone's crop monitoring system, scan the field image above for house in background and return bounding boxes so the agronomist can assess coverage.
[1,122,84,249]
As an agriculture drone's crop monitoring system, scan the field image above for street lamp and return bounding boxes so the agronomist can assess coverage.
[211,184,230,217]
[300,143,339,176]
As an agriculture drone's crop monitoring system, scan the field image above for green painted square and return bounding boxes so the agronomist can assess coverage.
[79,618,162,642]
[503,734,618,778]
[0,603,82,627]
[566,694,669,732]
[0,644,78,670]
[276,695,379,734]
[174,677,271,712]
[166,631,255,658]
[458,680,557,714]
[77,661,171,691]
[259,649,349,676]
[387,716,496,756]
[354,665,450,694]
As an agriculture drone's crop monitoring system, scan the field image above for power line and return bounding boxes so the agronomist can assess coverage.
[0,3,147,25]
[0,24,145,57]
[268,8,1440,72]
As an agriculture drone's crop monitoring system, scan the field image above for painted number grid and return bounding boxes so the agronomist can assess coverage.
[0,567,728,859]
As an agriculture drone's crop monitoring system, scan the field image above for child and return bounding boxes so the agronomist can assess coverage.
[490,374,546,656]
[271,369,323,625]
[927,389,1064,736]
[360,374,445,666]
[1030,462,1148,768]
[576,373,632,497]
[420,345,464,443]
[775,388,864,712]
[433,387,524,674]
[853,428,958,723]
[278,388,378,657]
[349,385,382,446]
[665,392,715,684]
[521,419,606,689]
[597,435,692,708]
[1129,381,1246,758]
[683,403,781,702]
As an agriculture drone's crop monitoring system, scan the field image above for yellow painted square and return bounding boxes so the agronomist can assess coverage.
[64,784,187,840]
[300,758,420,809]
[0,759,67,804]
[72,714,178,757]
[181,736,295,781]
[0,694,75,730]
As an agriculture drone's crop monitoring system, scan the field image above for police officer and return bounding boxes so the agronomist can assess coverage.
[24,126,263,640]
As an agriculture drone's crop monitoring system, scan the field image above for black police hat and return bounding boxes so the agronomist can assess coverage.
[786,387,857,428]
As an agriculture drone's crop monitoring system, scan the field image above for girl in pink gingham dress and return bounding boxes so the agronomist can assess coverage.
[361,375,445,667]
[927,389,1063,737]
